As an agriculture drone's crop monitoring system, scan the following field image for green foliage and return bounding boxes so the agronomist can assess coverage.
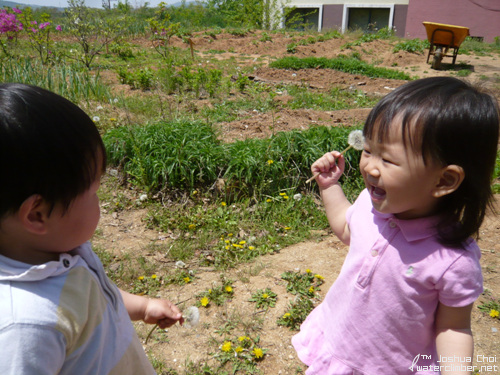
[281,269,324,297]
[118,66,155,90]
[197,275,234,307]
[342,27,394,49]
[277,295,314,330]
[212,335,266,374]
[102,120,226,192]
[16,7,59,64]
[249,288,277,310]
[477,293,500,320]
[148,2,181,62]
[65,0,129,68]
[104,121,365,200]
[0,57,111,103]
[393,38,428,54]
[270,56,413,80]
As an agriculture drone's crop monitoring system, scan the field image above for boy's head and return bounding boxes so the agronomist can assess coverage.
[363,77,499,246]
[0,83,107,219]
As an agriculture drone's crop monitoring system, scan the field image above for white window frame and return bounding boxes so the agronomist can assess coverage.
[341,3,394,33]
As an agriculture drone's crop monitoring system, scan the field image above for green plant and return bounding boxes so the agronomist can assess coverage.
[249,288,277,310]
[196,275,234,307]
[393,38,428,54]
[270,56,413,80]
[477,294,500,320]
[148,2,181,62]
[277,295,314,330]
[212,335,266,374]
[286,42,297,53]
[281,269,324,297]
[65,0,129,68]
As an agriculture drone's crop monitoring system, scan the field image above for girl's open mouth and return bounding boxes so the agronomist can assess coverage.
[370,185,386,200]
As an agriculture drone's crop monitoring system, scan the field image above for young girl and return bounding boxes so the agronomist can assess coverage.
[293,77,499,375]
[0,83,183,374]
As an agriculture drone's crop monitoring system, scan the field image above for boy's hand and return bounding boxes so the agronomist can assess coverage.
[311,151,345,189]
[144,298,184,329]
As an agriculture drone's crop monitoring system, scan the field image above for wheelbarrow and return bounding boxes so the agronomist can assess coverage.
[423,22,470,70]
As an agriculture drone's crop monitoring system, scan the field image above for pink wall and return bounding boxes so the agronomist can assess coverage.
[405,0,500,43]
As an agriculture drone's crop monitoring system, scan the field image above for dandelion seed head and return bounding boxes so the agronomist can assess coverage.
[347,130,365,150]
[183,306,200,328]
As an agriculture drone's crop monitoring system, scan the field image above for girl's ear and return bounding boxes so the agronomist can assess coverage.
[18,195,50,235]
[432,165,465,198]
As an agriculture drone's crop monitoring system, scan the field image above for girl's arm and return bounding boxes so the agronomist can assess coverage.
[119,289,183,328]
[311,151,351,245]
[435,302,474,375]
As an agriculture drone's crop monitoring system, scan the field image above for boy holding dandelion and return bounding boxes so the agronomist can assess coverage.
[294,77,499,374]
[0,83,183,374]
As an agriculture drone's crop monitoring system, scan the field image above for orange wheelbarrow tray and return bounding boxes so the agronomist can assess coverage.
[422,22,470,68]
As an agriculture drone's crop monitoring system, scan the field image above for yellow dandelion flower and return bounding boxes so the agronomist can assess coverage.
[183,277,191,283]
[192,190,198,195]
[283,195,289,200]
[267,159,273,165]
[138,276,145,280]
[228,233,233,237]
[188,224,196,229]
[200,296,209,307]
[309,286,315,293]
[306,269,312,274]
[239,240,246,245]
[279,192,286,196]
[151,274,157,279]
[249,246,255,250]
[490,309,500,318]
[266,198,272,203]
[110,117,117,121]
[235,346,243,353]
[221,341,232,352]
[262,293,269,299]
[314,274,324,280]
[225,239,230,243]
[225,285,233,293]
[283,313,291,318]
[225,245,230,250]
[238,336,248,342]
[253,347,264,359]
[209,289,212,293]
[284,226,291,230]
[221,202,227,206]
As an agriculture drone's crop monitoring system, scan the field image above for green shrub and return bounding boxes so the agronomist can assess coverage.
[270,56,412,80]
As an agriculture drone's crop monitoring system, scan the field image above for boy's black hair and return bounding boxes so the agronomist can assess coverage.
[363,77,499,247]
[0,83,107,217]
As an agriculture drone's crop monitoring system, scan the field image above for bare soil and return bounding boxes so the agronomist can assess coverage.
[94,31,500,374]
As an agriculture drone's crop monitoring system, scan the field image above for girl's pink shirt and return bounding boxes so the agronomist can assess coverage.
[292,189,482,374]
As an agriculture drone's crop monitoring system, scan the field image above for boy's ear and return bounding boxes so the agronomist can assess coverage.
[432,165,465,198]
[18,195,50,235]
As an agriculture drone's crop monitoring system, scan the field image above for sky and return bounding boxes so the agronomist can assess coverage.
[11,0,177,8]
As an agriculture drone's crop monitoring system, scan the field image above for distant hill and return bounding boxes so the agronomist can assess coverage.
[0,1,64,10]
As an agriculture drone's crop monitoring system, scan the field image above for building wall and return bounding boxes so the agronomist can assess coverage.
[405,0,500,43]
[393,4,408,37]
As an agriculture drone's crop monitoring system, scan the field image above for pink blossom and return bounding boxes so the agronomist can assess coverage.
[56,25,62,31]
[12,8,22,14]
[39,22,50,30]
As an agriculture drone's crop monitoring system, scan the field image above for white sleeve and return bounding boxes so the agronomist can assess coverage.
[0,324,66,374]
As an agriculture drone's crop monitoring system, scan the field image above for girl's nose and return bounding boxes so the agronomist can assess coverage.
[363,159,381,178]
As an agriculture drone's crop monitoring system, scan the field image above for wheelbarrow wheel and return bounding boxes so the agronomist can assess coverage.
[432,47,443,70]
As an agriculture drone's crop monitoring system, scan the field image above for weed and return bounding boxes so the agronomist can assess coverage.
[277,295,314,330]
[249,288,278,310]
[270,56,413,80]
[197,275,235,307]
[393,38,428,54]
[477,292,500,320]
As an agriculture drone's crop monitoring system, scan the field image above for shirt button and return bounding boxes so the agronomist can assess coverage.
[62,259,71,268]
[389,221,397,228]
[371,250,379,257]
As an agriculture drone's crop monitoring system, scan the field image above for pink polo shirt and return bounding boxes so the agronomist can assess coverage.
[292,189,483,375]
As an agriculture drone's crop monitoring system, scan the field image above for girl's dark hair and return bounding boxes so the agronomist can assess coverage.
[0,83,107,217]
[363,77,499,247]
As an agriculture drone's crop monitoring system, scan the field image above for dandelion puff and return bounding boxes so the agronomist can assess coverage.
[183,306,200,328]
[92,116,100,122]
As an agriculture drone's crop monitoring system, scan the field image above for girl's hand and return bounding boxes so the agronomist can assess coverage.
[143,298,184,329]
[311,151,345,189]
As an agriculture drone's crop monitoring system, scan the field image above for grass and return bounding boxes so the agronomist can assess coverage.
[270,56,413,80]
